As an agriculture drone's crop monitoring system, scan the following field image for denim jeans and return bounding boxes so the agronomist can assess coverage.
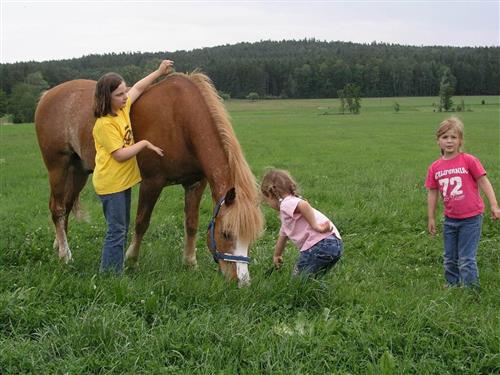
[443,214,483,287]
[98,188,131,273]
[294,235,343,277]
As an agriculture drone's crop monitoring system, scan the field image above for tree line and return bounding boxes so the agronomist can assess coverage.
[1,39,499,122]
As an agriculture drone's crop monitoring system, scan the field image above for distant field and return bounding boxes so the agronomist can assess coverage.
[1,96,499,374]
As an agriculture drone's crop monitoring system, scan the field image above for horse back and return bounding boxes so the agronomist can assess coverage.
[131,75,214,185]
[35,79,97,171]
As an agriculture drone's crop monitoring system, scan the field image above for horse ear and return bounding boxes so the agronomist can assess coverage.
[224,188,236,206]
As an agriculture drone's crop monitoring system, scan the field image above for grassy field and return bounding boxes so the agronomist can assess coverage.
[1,96,499,374]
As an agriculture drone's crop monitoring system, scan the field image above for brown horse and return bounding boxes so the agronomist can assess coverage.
[35,72,263,286]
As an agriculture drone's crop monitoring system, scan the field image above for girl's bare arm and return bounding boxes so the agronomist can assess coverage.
[112,140,163,162]
[478,175,500,219]
[128,59,173,104]
[427,189,439,234]
[296,200,332,233]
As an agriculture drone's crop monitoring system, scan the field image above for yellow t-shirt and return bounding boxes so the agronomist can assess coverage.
[92,97,142,195]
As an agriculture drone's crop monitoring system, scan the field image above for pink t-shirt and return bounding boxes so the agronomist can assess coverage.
[279,196,341,251]
[425,153,486,219]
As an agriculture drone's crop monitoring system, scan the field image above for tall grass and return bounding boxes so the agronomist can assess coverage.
[1,96,499,374]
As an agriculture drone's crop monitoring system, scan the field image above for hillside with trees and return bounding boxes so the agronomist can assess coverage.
[1,39,499,122]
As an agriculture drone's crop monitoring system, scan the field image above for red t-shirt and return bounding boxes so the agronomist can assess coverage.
[425,153,486,219]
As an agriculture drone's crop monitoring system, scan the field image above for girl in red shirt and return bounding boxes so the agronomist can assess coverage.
[425,117,500,287]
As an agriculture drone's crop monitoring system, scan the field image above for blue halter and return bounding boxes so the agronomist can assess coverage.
[207,197,251,264]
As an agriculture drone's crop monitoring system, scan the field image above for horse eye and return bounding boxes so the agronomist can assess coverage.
[222,231,233,240]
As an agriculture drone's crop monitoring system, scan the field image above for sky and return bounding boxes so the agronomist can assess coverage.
[1,0,499,64]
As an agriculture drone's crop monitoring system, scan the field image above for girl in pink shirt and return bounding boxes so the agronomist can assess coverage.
[425,117,500,287]
[261,169,342,277]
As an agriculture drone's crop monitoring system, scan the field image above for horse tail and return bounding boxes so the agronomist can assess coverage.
[72,195,90,222]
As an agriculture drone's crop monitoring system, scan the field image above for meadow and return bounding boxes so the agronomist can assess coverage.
[1,96,499,374]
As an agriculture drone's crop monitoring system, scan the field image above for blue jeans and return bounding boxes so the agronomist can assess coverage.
[443,214,483,287]
[98,189,131,273]
[294,235,343,277]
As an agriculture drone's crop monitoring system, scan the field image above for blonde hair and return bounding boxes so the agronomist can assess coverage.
[261,168,300,200]
[188,72,264,242]
[436,116,464,154]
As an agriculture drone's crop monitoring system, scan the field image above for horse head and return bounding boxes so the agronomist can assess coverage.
[207,187,258,287]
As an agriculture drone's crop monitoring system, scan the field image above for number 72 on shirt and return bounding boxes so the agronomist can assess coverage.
[439,177,463,198]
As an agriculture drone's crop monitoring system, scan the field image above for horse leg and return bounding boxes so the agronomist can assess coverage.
[48,155,88,262]
[125,180,163,267]
[182,180,207,267]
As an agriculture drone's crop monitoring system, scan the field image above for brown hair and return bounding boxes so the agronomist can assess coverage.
[261,168,300,200]
[436,116,464,154]
[93,73,125,118]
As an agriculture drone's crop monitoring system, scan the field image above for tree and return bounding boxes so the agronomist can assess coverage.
[119,65,144,85]
[246,92,259,101]
[337,89,346,114]
[25,71,49,91]
[1,40,499,101]
[295,63,315,98]
[393,102,400,113]
[343,83,362,114]
[219,91,231,101]
[8,72,49,123]
[0,89,8,117]
[283,74,297,98]
[439,68,456,112]
[8,83,39,123]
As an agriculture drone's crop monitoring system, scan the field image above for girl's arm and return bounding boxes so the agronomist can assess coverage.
[128,59,173,104]
[427,189,439,235]
[477,175,500,219]
[112,140,163,162]
[296,200,332,233]
[273,235,288,268]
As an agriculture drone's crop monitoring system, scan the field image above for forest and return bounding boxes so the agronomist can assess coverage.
[1,39,499,122]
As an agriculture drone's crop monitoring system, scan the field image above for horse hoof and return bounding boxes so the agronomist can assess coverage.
[124,257,139,269]
[125,263,139,273]
[59,251,73,263]
[182,257,198,269]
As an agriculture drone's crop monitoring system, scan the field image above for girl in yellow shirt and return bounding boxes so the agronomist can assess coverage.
[92,59,172,273]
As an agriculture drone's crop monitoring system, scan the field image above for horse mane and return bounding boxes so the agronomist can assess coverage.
[185,71,264,242]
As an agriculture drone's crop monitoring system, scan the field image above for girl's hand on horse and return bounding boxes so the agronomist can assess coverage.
[147,141,164,157]
[158,60,174,75]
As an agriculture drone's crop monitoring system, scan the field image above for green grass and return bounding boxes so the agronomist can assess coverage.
[1,96,499,374]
